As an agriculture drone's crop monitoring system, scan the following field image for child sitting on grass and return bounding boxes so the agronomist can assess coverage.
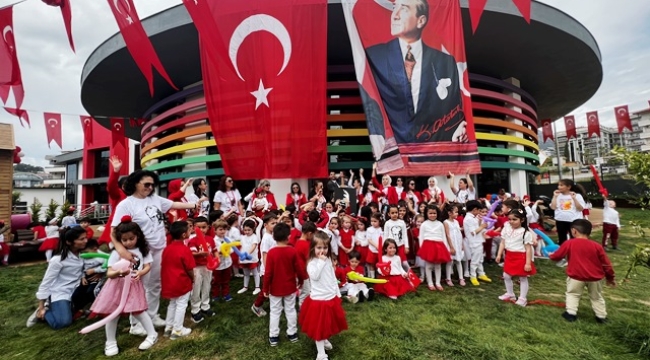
[342,250,374,303]
[549,219,616,323]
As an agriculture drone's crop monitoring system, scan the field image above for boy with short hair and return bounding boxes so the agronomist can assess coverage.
[251,213,279,317]
[79,217,94,240]
[464,200,491,286]
[187,217,216,323]
[263,222,307,346]
[296,221,316,307]
[161,221,196,339]
[343,250,374,303]
[601,195,621,250]
[211,219,233,302]
[550,219,616,323]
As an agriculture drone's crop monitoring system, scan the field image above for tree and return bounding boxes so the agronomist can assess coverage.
[58,200,73,222]
[29,199,43,223]
[13,163,44,173]
[12,191,21,206]
[45,199,59,222]
[612,146,650,209]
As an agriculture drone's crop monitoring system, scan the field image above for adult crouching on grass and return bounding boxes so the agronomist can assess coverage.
[27,227,88,329]
[110,170,201,336]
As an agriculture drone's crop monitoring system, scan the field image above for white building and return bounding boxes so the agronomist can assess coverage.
[635,107,650,152]
[42,166,66,188]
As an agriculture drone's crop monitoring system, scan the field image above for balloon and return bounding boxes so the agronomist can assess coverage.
[482,200,501,230]
[80,252,110,269]
[589,165,609,197]
[533,229,560,257]
[222,237,253,261]
[79,259,132,334]
[347,271,387,284]
[194,229,219,271]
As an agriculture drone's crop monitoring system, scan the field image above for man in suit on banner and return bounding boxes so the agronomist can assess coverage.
[365,0,467,150]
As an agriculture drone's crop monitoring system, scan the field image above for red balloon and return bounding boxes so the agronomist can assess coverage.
[13,146,22,164]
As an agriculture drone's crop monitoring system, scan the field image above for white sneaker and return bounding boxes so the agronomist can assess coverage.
[138,335,158,350]
[163,326,172,337]
[151,314,166,328]
[170,327,192,340]
[234,273,244,278]
[104,341,119,356]
[556,259,567,268]
[26,310,39,328]
[129,323,147,337]
[324,339,333,350]
[252,288,261,295]
[237,287,248,294]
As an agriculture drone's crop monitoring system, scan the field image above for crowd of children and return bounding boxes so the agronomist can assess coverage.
[25,170,620,359]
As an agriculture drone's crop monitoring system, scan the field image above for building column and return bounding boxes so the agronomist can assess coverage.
[503,77,528,197]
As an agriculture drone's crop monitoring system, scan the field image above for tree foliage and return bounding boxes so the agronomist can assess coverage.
[45,199,59,222]
[612,146,650,209]
[29,199,43,223]
[13,163,44,173]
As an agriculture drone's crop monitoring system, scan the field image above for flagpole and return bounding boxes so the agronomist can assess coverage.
[553,120,562,181]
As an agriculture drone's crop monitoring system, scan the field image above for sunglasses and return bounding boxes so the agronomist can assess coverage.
[143,182,154,188]
[226,179,233,183]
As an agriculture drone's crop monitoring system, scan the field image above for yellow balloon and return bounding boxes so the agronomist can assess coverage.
[220,241,241,257]
[347,271,387,284]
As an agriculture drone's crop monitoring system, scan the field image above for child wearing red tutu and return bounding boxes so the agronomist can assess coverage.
[495,208,536,307]
[383,205,409,271]
[299,230,348,360]
[353,218,368,267]
[365,213,383,279]
[374,239,421,299]
[39,218,60,262]
[89,216,157,356]
[418,205,454,291]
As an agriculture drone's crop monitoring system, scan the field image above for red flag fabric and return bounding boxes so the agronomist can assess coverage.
[80,115,94,145]
[43,112,62,148]
[198,0,328,179]
[564,115,576,140]
[586,111,600,138]
[468,0,488,33]
[42,0,74,52]
[107,0,177,96]
[110,117,125,149]
[342,0,480,175]
[541,119,553,142]
[511,0,532,23]
[0,6,25,109]
[4,106,29,128]
[614,105,632,133]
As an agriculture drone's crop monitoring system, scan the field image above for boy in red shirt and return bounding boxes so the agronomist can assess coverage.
[263,222,308,346]
[296,221,316,307]
[343,250,374,303]
[161,221,196,339]
[550,219,616,323]
[80,217,94,240]
[187,217,216,323]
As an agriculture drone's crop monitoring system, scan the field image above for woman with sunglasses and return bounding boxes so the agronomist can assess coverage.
[213,176,244,216]
[285,182,307,208]
[110,170,200,335]
[404,178,422,209]
[244,179,278,214]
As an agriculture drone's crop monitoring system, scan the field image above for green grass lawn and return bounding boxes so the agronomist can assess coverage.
[1,208,649,360]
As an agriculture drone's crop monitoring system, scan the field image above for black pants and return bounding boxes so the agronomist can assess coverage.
[71,282,97,311]
[555,221,573,245]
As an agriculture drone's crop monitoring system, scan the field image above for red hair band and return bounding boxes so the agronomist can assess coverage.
[121,215,133,223]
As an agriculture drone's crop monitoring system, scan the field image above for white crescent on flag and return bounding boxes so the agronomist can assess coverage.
[48,118,58,127]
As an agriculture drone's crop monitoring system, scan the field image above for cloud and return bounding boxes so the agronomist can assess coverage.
[1,0,648,169]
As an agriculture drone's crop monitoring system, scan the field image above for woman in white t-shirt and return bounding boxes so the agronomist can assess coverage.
[549,179,586,245]
[213,175,244,216]
[110,170,199,333]
[185,178,210,218]
[449,172,475,204]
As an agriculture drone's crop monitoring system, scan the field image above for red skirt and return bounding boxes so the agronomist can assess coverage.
[529,223,543,231]
[338,251,349,267]
[239,262,258,270]
[39,237,59,252]
[503,251,537,277]
[355,246,368,266]
[365,251,378,266]
[417,240,451,264]
[230,252,240,269]
[299,296,348,341]
[397,246,407,262]
[374,274,419,297]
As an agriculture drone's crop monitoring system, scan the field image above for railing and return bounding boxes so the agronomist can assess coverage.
[75,203,111,220]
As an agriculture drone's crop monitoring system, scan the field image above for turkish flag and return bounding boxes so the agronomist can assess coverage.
[469,0,488,33]
[43,112,62,149]
[4,106,29,128]
[614,105,632,134]
[586,111,600,138]
[564,115,576,140]
[511,0,532,23]
[541,119,553,142]
[0,6,25,109]
[198,0,328,179]
[110,117,125,149]
[107,0,177,96]
[80,115,94,145]
[42,0,74,52]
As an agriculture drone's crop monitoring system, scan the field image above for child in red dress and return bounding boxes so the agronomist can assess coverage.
[338,215,355,267]
[365,213,383,278]
[263,222,307,346]
[495,208,536,307]
[299,230,348,360]
[418,205,453,291]
[374,239,421,299]
[161,221,196,340]
[353,219,368,267]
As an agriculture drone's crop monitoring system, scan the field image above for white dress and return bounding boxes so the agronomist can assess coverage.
[445,219,464,261]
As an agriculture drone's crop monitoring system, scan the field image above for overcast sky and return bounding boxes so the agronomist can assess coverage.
[1,0,649,168]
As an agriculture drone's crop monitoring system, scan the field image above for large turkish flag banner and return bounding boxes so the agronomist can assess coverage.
[564,115,576,140]
[43,112,62,149]
[614,105,632,134]
[199,0,328,180]
[586,111,601,139]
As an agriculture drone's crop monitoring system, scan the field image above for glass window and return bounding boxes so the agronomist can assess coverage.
[94,150,110,178]
[66,163,77,203]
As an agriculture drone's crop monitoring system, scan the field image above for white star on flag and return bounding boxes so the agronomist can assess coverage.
[250,79,273,110]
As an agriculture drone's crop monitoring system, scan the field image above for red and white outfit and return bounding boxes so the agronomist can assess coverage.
[162,240,196,332]
[98,169,127,246]
[214,189,242,215]
[374,254,420,298]
[602,201,620,248]
[285,192,307,209]
[422,186,445,204]
[342,265,371,299]
[383,219,409,262]
[418,220,450,264]
[372,177,399,205]
[353,230,368,266]
[365,226,382,267]
[338,227,355,267]
[501,224,536,277]
[187,235,216,315]
[404,190,422,209]
[212,236,233,299]
[0,232,9,265]
[299,257,347,359]
[39,224,60,261]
